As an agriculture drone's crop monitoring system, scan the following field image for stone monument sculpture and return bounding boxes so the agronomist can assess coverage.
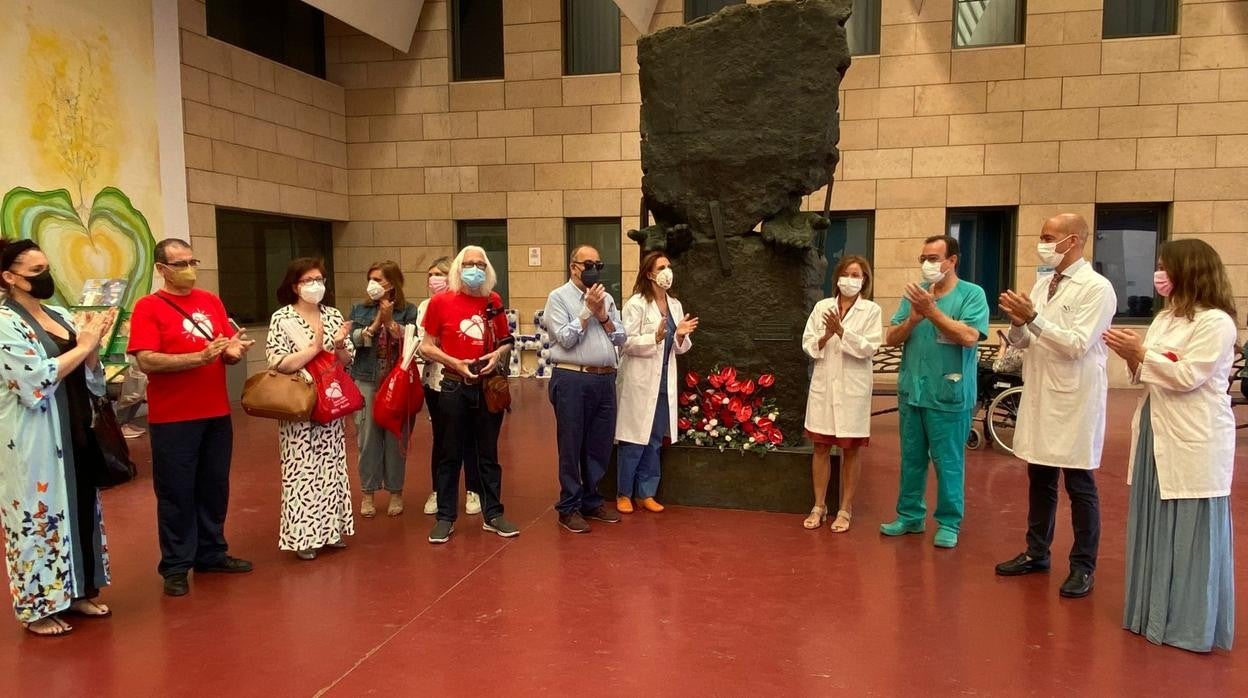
[631,0,852,444]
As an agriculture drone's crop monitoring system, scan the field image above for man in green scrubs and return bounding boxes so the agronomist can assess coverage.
[881,235,989,549]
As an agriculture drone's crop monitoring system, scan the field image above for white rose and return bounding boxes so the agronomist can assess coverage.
[709,419,718,427]
[769,412,777,420]
[710,430,719,437]
[725,435,732,441]
[691,406,700,414]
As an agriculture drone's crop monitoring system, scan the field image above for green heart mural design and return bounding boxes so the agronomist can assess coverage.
[1,186,155,309]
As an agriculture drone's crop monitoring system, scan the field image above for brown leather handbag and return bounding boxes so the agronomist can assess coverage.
[241,368,316,421]
[482,300,511,414]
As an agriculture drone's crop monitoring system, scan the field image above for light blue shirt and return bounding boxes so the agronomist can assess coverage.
[543,280,626,368]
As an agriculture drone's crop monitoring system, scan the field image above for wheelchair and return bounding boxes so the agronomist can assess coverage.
[967,331,1024,454]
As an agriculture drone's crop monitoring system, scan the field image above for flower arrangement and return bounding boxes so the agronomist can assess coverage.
[678,365,783,453]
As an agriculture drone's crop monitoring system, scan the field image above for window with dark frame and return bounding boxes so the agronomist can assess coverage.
[566,218,624,302]
[1093,204,1168,322]
[946,207,1015,320]
[457,220,509,305]
[452,0,505,82]
[952,0,1025,48]
[821,212,875,298]
[846,0,881,56]
[214,209,333,325]
[684,0,743,22]
[564,0,621,75]
[1102,0,1177,39]
[206,0,326,78]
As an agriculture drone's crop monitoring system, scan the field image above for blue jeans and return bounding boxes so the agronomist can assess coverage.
[549,369,616,514]
[618,392,668,499]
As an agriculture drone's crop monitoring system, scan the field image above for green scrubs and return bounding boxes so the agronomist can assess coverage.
[889,279,989,533]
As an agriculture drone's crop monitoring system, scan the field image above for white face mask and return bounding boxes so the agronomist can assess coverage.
[1036,236,1072,268]
[300,280,326,305]
[920,260,946,284]
[837,276,863,297]
[366,279,386,301]
[654,267,674,290]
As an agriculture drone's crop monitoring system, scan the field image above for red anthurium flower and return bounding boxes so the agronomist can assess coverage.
[679,392,693,406]
[736,404,753,422]
[719,366,738,384]
[769,429,784,445]
[742,420,757,435]
[678,417,692,430]
[726,380,741,394]
[739,379,756,395]
[758,373,775,387]
[708,373,725,389]
[757,417,774,429]
[685,371,700,387]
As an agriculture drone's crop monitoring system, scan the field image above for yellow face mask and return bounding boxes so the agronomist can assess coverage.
[163,265,197,290]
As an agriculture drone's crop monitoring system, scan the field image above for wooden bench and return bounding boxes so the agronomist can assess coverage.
[1231,353,1246,430]
[870,343,1000,417]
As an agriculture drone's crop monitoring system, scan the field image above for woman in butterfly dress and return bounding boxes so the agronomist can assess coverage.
[0,239,118,636]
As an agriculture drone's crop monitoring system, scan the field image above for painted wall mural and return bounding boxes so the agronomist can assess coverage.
[0,0,160,310]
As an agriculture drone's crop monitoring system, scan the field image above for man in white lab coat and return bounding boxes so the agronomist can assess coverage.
[994,213,1117,598]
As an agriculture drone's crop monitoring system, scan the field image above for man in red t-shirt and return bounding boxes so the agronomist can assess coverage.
[128,239,255,597]
[419,245,516,544]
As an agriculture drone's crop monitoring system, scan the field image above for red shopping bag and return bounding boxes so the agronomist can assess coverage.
[308,351,365,424]
[373,360,425,438]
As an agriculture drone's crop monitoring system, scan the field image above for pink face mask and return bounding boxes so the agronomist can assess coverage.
[428,275,448,295]
[1153,270,1173,297]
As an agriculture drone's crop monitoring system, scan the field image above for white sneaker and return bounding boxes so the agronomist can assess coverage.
[465,491,482,515]
[423,492,437,515]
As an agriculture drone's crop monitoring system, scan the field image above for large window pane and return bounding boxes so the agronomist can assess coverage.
[567,218,624,302]
[1103,0,1177,39]
[207,0,326,78]
[685,0,743,22]
[215,209,333,325]
[452,0,504,81]
[822,213,875,297]
[953,0,1024,48]
[947,208,1015,320]
[846,0,881,56]
[564,0,620,75]
[457,220,509,305]
[1093,204,1167,322]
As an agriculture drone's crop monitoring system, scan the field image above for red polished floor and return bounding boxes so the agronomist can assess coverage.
[2,381,1246,696]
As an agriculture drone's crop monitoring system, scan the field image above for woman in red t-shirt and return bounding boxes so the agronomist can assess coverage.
[419,245,516,544]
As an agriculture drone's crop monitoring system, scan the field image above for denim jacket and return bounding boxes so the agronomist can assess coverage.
[348,301,419,383]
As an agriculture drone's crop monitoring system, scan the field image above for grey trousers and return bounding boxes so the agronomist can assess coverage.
[355,380,408,493]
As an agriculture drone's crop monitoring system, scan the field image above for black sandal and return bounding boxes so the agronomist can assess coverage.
[65,600,112,618]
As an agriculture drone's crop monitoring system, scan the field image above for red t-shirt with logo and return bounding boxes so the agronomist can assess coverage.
[421,291,510,363]
[127,288,236,424]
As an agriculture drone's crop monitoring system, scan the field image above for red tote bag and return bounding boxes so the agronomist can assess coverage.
[373,360,424,438]
[307,351,365,424]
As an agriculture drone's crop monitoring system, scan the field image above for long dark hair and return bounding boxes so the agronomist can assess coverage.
[1160,239,1237,322]
[631,251,672,303]
[367,260,406,307]
[276,257,334,307]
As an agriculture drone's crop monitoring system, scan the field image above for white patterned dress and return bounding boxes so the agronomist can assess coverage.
[266,305,356,551]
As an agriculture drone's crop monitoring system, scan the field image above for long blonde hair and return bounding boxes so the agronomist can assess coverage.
[1160,239,1237,322]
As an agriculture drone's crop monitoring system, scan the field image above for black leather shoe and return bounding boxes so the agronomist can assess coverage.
[995,553,1051,576]
[163,573,189,597]
[1059,570,1094,598]
[193,556,253,574]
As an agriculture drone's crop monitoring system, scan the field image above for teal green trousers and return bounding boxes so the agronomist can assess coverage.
[896,402,972,533]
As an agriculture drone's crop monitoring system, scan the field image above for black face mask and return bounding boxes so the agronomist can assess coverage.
[21,269,56,300]
[580,266,601,288]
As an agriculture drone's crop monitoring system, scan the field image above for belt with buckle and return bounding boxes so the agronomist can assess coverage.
[554,362,616,375]
[442,371,480,385]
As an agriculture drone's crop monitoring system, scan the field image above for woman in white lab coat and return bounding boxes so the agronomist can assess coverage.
[800,255,882,532]
[615,251,697,514]
[1104,239,1237,653]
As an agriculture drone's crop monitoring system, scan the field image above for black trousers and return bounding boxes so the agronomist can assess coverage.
[1026,464,1100,573]
[150,416,234,577]
[435,380,503,522]
[425,389,481,494]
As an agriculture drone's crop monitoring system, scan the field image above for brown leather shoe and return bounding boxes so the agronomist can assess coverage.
[637,497,665,513]
[584,506,621,523]
[616,496,634,514]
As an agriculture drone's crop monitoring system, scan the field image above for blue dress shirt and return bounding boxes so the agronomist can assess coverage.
[543,280,626,367]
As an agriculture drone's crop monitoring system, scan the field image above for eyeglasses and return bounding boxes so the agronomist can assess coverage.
[462,261,488,270]
[577,260,605,271]
[162,259,201,269]
[300,277,326,285]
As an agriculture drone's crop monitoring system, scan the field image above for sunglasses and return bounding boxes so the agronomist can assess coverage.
[577,260,605,271]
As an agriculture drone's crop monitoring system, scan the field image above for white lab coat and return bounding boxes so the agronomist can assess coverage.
[616,293,692,445]
[801,296,882,438]
[1009,260,1117,469]
[1127,307,1238,499]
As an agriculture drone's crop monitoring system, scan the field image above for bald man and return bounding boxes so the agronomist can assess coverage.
[994,214,1117,598]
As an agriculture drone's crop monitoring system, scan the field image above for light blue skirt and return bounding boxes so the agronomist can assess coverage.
[1123,400,1235,652]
